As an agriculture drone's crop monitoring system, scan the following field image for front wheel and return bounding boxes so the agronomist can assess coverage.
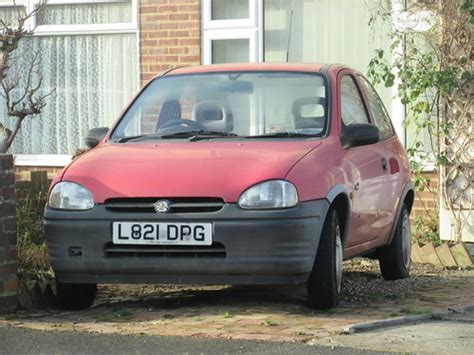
[379,204,411,280]
[56,281,97,310]
[307,208,343,309]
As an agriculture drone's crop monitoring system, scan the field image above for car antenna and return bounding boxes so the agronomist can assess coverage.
[285,2,295,62]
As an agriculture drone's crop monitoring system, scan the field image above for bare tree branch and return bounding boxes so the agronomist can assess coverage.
[0,0,50,154]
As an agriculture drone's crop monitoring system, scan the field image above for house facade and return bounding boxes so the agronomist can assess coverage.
[1,0,438,227]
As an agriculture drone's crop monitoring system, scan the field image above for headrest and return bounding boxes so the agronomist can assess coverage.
[192,100,233,132]
[155,100,182,131]
[291,97,326,130]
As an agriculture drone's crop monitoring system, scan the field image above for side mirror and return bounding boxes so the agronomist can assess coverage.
[85,127,109,148]
[340,123,379,149]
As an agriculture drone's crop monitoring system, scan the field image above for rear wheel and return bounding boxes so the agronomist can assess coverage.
[379,204,411,280]
[56,281,97,310]
[307,208,343,309]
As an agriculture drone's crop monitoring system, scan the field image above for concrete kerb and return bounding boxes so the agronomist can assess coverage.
[341,304,474,334]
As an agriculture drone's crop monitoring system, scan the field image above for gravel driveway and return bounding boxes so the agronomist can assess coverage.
[3,259,473,343]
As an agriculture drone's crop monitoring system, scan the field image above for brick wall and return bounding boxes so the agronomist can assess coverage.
[0,154,17,312]
[411,171,439,218]
[139,0,201,84]
[16,171,51,205]
[15,166,62,182]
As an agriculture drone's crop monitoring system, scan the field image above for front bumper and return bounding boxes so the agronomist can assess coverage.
[44,200,329,285]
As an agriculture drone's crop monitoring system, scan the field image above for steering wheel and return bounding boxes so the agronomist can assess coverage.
[157,119,208,134]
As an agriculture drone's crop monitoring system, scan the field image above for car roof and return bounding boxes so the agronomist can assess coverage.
[164,63,348,76]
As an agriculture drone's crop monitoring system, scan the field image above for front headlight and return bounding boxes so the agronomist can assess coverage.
[48,182,95,210]
[238,180,299,209]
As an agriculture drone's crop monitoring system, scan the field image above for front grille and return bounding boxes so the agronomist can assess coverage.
[104,197,225,213]
[104,242,226,259]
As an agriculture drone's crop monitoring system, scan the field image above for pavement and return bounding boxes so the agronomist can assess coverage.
[310,309,474,354]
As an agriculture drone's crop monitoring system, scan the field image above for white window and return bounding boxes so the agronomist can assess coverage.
[201,0,262,64]
[0,0,139,165]
[202,1,393,117]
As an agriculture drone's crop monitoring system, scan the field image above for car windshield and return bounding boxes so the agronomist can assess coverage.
[110,72,328,141]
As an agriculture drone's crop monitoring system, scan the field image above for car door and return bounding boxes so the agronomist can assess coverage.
[358,74,404,242]
[339,73,390,247]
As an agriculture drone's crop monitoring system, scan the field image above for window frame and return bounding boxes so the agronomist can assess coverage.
[1,0,138,35]
[201,0,263,64]
[202,0,258,29]
[357,74,395,141]
[203,28,258,64]
[338,73,372,131]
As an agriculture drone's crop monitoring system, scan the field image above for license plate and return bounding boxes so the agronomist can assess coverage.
[112,222,212,246]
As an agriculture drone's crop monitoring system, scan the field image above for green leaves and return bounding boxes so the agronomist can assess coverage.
[460,0,474,24]
[460,70,471,82]
[223,311,233,319]
[368,35,467,181]
[367,49,394,87]
[458,55,468,65]
[436,153,449,167]
[384,72,395,87]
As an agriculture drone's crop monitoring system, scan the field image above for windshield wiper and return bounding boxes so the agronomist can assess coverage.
[115,130,316,143]
[114,130,238,143]
[160,130,239,141]
[114,133,162,143]
[246,132,320,138]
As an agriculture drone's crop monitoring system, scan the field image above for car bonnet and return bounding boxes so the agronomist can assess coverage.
[61,140,323,203]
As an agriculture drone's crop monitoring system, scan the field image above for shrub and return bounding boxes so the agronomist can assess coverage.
[16,184,52,279]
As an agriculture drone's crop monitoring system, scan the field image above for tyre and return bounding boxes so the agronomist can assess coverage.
[56,281,97,310]
[379,204,411,280]
[307,208,343,309]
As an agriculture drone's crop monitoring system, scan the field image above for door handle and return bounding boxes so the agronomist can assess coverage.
[381,158,388,171]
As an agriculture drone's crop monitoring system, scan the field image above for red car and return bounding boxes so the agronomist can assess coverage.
[44,63,413,310]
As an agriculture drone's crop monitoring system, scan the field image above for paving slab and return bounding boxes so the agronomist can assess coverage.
[411,243,424,264]
[420,243,442,266]
[450,243,473,267]
[435,243,458,268]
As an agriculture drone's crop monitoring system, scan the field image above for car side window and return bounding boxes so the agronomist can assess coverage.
[359,75,394,140]
[340,75,370,127]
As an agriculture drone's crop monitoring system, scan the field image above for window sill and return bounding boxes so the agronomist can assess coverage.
[14,154,72,167]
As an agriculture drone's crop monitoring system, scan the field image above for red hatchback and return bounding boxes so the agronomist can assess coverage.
[44,63,413,310]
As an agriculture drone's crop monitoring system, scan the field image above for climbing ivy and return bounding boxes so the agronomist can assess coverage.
[367,0,473,242]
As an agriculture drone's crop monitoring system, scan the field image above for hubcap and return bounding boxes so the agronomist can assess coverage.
[401,213,411,269]
[335,225,343,293]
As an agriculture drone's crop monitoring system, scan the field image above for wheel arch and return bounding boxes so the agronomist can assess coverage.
[326,184,351,246]
[387,181,414,245]
[404,187,415,214]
